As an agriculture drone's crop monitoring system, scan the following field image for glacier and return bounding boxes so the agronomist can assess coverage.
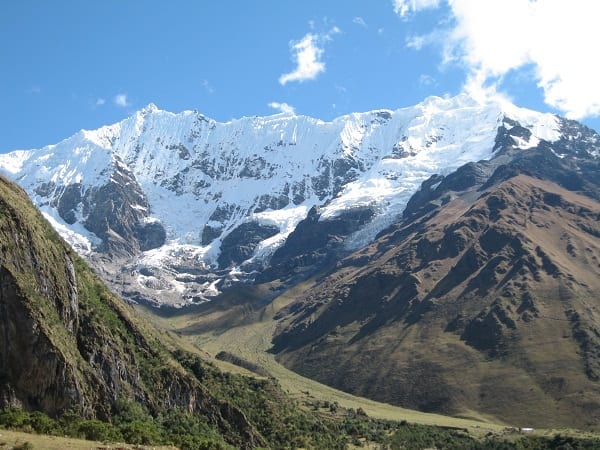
[0,94,562,306]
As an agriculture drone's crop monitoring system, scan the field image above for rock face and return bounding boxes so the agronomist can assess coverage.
[0,266,86,414]
[0,174,264,447]
[271,127,600,429]
[257,205,375,284]
[217,221,280,269]
[0,94,567,306]
[82,157,166,257]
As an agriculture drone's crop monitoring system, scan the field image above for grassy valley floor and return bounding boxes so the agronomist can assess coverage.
[138,280,600,442]
[0,429,177,450]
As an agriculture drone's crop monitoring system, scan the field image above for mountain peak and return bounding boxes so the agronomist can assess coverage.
[139,102,160,115]
[0,94,588,306]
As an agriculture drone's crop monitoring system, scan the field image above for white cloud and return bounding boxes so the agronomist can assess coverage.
[418,74,437,87]
[114,94,130,107]
[268,102,296,114]
[398,0,600,120]
[329,26,341,37]
[279,27,340,85]
[201,79,215,94]
[406,27,446,51]
[95,98,106,106]
[279,34,325,85]
[353,17,367,28]
[406,35,426,51]
[393,0,441,17]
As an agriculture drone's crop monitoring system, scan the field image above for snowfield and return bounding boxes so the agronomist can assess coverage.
[0,94,562,306]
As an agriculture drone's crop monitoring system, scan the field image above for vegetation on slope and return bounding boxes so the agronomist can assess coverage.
[1,161,599,448]
[3,405,600,449]
[0,175,347,448]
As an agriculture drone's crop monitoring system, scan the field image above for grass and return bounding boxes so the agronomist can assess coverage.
[140,276,600,444]
[139,280,509,437]
[0,429,176,450]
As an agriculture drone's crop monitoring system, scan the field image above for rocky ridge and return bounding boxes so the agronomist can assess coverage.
[270,121,600,429]
[0,94,563,306]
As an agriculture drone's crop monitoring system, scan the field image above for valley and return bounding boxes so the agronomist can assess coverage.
[3,3,600,448]
[1,94,599,447]
[139,277,582,436]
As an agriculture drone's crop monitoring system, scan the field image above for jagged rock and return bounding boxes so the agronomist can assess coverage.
[134,220,167,251]
[55,183,83,225]
[257,205,375,283]
[217,222,280,268]
[83,159,153,257]
[1,95,597,309]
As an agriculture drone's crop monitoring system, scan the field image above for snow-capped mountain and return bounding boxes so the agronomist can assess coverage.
[0,94,568,306]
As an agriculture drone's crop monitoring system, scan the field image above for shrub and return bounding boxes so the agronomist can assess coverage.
[28,411,57,435]
[0,408,30,429]
[119,420,162,445]
[58,411,84,437]
[77,419,121,442]
[113,398,152,425]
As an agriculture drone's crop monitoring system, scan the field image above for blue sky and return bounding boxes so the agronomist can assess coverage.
[2,0,599,152]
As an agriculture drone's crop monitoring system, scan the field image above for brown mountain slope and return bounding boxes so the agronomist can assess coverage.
[272,174,600,429]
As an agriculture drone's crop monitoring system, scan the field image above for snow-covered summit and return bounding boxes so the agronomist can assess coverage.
[0,94,566,306]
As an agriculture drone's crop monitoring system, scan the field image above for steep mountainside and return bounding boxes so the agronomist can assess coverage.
[0,173,269,444]
[0,174,359,449]
[271,128,600,430]
[0,94,563,306]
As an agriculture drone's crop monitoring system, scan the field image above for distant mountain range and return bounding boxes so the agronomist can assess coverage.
[0,94,574,307]
[1,94,599,429]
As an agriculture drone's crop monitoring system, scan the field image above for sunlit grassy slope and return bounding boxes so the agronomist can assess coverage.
[140,279,600,442]
[0,429,176,450]
[139,281,508,436]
